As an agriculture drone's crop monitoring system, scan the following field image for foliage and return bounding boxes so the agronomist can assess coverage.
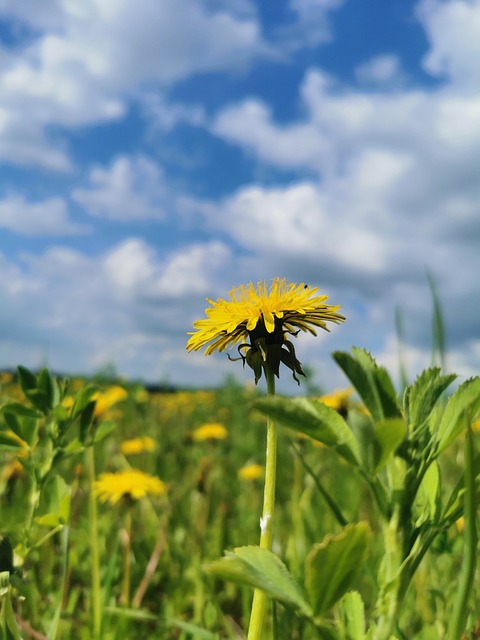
[0,358,479,639]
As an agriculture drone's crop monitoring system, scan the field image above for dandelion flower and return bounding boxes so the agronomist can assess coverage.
[93,469,166,505]
[320,388,353,416]
[93,386,128,418]
[187,278,345,383]
[192,423,228,442]
[238,463,264,482]
[120,436,156,456]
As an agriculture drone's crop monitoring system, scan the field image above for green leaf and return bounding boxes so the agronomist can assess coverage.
[37,368,60,411]
[253,396,361,466]
[0,432,25,452]
[404,368,456,431]
[204,545,313,617]
[71,384,98,419]
[372,418,408,473]
[167,619,220,639]
[305,522,371,618]
[93,420,117,443]
[333,349,401,422]
[35,474,71,528]
[1,403,40,446]
[436,377,480,453]
[338,591,366,640]
[413,462,440,526]
[16,365,37,394]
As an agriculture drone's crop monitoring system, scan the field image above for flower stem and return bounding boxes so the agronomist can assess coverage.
[121,507,133,607]
[446,425,477,640]
[247,365,277,640]
[87,446,102,639]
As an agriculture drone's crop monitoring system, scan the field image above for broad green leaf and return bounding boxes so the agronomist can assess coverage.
[0,432,25,452]
[333,349,401,422]
[93,420,116,443]
[338,591,366,640]
[305,522,371,618]
[16,365,37,394]
[204,545,313,617]
[403,368,456,431]
[37,368,60,411]
[35,475,71,528]
[71,384,98,419]
[436,377,480,453]
[253,396,361,466]
[413,462,440,526]
[1,403,39,446]
[372,418,407,473]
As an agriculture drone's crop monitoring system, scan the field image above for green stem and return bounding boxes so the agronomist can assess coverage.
[121,508,132,607]
[372,507,402,640]
[447,425,477,640]
[87,446,102,639]
[247,365,277,640]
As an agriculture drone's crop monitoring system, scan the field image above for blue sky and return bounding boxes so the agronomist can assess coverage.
[1,0,479,392]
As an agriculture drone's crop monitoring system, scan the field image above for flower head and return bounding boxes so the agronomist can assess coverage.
[93,385,128,418]
[238,463,264,482]
[120,436,156,456]
[187,278,345,383]
[93,469,166,505]
[192,422,228,442]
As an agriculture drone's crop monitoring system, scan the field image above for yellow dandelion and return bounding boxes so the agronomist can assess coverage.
[471,417,480,433]
[93,385,128,418]
[120,436,156,456]
[192,423,228,442]
[320,388,353,413]
[93,469,166,505]
[238,463,264,481]
[187,278,344,383]
[0,371,14,385]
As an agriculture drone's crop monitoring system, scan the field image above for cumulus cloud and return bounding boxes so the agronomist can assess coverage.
[0,238,233,382]
[0,194,89,235]
[0,0,262,170]
[72,155,169,221]
[355,54,404,85]
[417,0,480,87]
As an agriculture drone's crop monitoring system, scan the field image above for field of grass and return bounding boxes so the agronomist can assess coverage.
[0,356,479,639]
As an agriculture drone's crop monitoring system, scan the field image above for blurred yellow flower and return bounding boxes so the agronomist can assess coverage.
[320,388,353,413]
[471,417,480,433]
[238,463,264,481]
[120,436,156,456]
[0,371,13,385]
[455,516,465,533]
[93,386,128,418]
[62,395,75,410]
[93,469,166,505]
[192,423,228,442]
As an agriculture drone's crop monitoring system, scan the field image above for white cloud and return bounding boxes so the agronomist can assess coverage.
[0,0,262,170]
[0,194,89,235]
[0,238,233,383]
[72,155,168,221]
[355,54,404,85]
[417,0,480,87]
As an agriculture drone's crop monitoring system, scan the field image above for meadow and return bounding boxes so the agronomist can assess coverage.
[0,351,479,639]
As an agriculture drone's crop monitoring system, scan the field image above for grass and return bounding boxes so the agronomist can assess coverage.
[0,366,479,639]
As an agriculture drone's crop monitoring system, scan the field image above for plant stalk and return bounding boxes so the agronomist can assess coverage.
[87,446,102,639]
[247,365,277,640]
